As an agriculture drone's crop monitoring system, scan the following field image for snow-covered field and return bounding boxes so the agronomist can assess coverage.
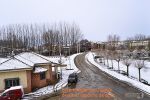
[23,53,80,99]
[86,52,150,94]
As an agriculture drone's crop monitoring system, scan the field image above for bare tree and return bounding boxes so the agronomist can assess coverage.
[134,34,146,41]
[110,51,114,69]
[114,51,122,72]
[123,58,132,76]
[0,22,83,56]
[105,50,109,67]
[100,50,106,65]
[148,36,150,51]
[107,34,120,50]
[135,60,145,81]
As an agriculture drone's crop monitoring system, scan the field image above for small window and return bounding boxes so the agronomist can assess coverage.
[40,72,46,80]
[5,78,20,89]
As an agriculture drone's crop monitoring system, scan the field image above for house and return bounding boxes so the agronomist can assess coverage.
[0,52,64,93]
[126,40,149,50]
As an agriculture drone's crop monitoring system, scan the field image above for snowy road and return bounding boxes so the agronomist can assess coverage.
[46,53,150,100]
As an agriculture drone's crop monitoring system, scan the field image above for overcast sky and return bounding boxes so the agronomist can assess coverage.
[0,0,150,41]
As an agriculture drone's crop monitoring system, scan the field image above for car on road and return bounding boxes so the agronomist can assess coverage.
[68,73,78,84]
[0,86,24,100]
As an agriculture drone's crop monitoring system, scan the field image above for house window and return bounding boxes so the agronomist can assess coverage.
[40,72,46,80]
[5,78,20,89]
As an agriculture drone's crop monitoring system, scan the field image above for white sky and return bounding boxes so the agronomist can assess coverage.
[0,0,150,41]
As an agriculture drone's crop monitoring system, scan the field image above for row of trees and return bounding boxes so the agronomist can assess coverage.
[99,50,145,82]
[93,34,150,84]
[0,22,83,56]
[126,34,149,41]
[94,34,150,51]
[105,34,149,82]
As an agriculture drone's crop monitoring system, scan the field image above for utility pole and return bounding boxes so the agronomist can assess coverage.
[66,42,73,70]
[59,44,62,64]
[77,43,78,53]
[69,43,71,69]
[77,42,80,53]
[79,42,80,53]
[59,43,62,79]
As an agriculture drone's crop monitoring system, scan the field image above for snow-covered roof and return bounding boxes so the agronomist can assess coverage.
[0,52,55,71]
[0,58,8,63]
[0,58,31,71]
[14,52,52,66]
[33,67,48,73]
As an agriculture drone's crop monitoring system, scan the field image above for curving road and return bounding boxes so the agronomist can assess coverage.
[47,53,150,100]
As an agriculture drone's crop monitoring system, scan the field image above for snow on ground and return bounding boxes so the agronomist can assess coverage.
[93,53,150,83]
[86,52,150,94]
[24,53,80,98]
[98,59,150,83]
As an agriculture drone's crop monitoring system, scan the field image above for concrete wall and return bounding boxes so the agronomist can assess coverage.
[25,70,32,93]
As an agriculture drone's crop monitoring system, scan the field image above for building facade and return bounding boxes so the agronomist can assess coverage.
[0,52,60,93]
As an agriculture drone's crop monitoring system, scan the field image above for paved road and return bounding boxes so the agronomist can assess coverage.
[47,53,150,100]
